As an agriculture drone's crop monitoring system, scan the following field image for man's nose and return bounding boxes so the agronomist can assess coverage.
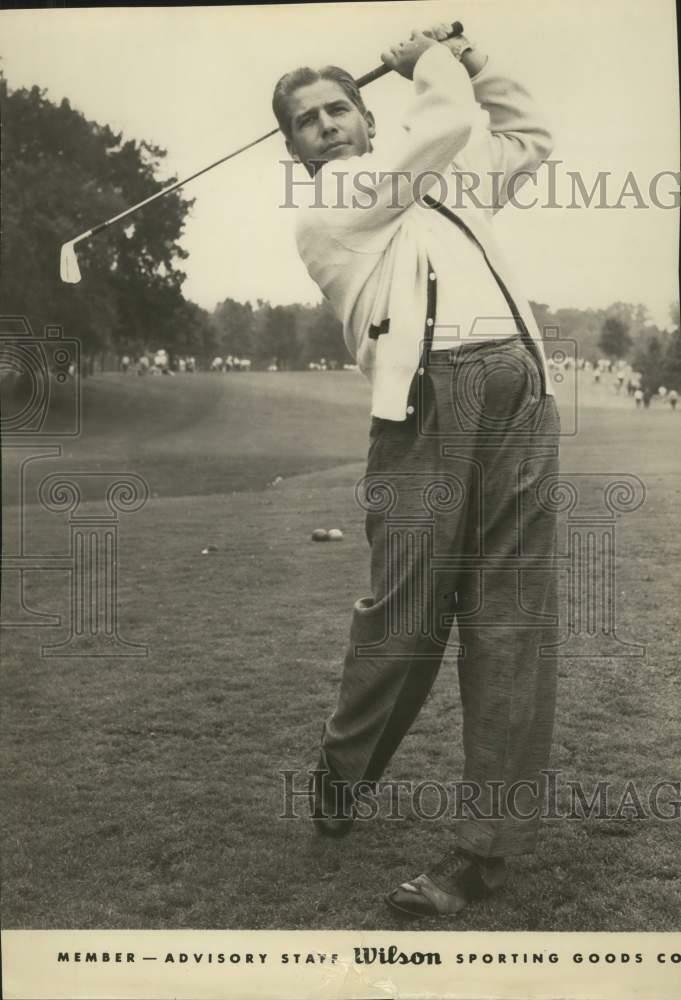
[319,112,338,136]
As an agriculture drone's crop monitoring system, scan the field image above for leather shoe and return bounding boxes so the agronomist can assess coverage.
[386,848,507,917]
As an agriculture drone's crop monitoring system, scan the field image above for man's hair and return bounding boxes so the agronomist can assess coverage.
[272,65,368,140]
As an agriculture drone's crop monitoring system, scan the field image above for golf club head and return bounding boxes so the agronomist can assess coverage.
[60,241,82,284]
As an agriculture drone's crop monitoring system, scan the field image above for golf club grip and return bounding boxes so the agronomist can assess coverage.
[355,21,464,88]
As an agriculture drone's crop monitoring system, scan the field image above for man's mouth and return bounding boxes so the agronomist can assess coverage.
[323,141,349,154]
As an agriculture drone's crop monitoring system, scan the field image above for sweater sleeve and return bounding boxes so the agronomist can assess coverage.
[460,57,554,213]
[297,44,478,251]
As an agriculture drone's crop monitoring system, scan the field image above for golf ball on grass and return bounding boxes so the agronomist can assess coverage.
[311,529,329,542]
[328,528,344,541]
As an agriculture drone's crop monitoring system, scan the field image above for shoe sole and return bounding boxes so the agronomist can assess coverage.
[385,873,506,918]
[384,890,446,919]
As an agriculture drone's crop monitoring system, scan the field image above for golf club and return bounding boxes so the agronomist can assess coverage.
[59,21,464,284]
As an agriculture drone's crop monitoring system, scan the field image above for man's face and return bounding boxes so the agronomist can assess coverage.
[285,79,375,171]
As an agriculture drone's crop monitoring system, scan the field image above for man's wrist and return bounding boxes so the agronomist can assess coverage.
[446,34,474,61]
[461,47,488,78]
[445,35,487,78]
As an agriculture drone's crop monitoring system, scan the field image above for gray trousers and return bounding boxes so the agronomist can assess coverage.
[322,336,561,857]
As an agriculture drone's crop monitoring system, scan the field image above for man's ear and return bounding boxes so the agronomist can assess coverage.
[365,111,376,139]
[285,137,300,162]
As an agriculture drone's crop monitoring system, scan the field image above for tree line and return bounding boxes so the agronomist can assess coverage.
[532,300,681,392]
[1,75,678,388]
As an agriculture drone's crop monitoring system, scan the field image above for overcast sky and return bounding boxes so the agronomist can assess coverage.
[2,0,679,326]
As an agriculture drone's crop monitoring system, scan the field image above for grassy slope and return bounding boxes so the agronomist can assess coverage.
[19,371,374,499]
[2,373,680,930]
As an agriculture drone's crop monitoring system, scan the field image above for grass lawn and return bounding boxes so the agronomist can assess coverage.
[2,371,680,930]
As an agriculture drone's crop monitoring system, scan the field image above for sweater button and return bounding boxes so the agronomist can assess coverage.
[429,272,436,280]
[426,318,434,327]
[417,367,425,376]
[406,405,415,416]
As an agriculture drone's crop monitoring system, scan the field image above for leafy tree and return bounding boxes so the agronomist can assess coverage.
[160,299,214,365]
[297,299,350,366]
[211,298,255,358]
[662,327,681,392]
[631,302,681,392]
[259,305,297,368]
[552,307,604,363]
[0,75,194,370]
[604,302,649,335]
[632,335,666,393]
[599,316,632,359]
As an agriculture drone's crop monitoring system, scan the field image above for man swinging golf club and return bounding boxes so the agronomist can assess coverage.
[273,20,560,918]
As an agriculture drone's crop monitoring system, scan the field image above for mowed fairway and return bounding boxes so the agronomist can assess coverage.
[36,370,376,498]
[2,370,680,930]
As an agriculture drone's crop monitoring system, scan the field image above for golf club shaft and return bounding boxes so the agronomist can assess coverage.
[81,128,280,243]
[67,21,464,249]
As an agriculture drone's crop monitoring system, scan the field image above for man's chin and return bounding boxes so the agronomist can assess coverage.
[308,147,360,175]
[322,144,359,163]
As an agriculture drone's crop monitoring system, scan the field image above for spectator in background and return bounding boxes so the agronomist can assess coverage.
[153,348,169,373]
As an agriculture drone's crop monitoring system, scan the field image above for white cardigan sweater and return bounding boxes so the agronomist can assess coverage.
[294,44,554,419]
